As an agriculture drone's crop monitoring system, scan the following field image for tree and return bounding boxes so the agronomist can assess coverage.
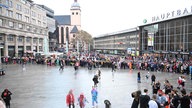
[71,30,93,52]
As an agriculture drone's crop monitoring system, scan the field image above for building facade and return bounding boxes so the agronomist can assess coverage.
[54,0,81,53]
[38,4,56,52]
[139,5,192,60]
[0,0,48,57]
[94,28,139,56]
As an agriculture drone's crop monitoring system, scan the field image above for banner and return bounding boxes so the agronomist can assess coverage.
[148,33,154,46]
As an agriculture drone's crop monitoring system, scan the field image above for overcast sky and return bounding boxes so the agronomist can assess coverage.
[33,0,192,37]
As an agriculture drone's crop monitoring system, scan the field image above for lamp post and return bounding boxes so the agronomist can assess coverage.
[135,27,138,57]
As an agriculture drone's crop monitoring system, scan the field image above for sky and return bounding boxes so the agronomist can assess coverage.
[33,0,192,37]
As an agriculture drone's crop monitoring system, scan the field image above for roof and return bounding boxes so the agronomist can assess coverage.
[70,25,78,33]
[54,15,71,25]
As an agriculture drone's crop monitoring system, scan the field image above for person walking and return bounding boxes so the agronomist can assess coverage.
[59,58,64,71]
[66,89,75,108]
[148,94,158,108]
[1,89,12,108]
[92,74,99,87]
[151,74,156,85]
[77,93,88,108]
[138,72,141,83]
[139,89,150,108]
[180,89,190,108]
[91,86,98,107]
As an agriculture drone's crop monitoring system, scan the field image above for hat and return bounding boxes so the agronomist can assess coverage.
[158,89,163,94]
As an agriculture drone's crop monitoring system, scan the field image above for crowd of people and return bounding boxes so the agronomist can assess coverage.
[0,52,192,108]
[134,71,192,108]
[131,88,192,108]
[2,53,192,76]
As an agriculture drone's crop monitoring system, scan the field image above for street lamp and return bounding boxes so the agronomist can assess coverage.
[135,27,138,56]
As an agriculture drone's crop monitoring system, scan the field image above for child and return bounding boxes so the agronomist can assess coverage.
[78,93,88,108]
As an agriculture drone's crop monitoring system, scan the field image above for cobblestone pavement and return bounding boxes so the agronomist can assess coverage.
[0,64,192,108]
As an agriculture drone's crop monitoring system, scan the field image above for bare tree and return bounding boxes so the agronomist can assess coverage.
[71,30,93,52]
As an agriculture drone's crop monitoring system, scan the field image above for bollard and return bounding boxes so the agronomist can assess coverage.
[104,100,111,108]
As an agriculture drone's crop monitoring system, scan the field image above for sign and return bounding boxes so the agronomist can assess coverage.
[148,33,154,46]
[127,48,132,54]
[151,5,192,22]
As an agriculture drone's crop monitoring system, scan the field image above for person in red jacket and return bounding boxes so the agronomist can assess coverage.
[66,89,75,108]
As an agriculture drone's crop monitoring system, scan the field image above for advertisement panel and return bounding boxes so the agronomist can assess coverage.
[127,48,132,54]
[148,33,154,46]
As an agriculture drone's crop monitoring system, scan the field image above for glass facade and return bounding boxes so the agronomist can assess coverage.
[140,15,192,59]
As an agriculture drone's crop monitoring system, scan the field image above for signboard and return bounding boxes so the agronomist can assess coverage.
[148,33,154,46]
[127,48,132,54]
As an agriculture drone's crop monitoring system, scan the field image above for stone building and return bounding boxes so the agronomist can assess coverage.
[0,0,48,57]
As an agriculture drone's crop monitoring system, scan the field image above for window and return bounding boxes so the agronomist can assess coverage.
[39,46,43,52]
[16,4,22,11]
[6,10,13,17]
[32,18,36,24]
[76,12,78,15]
[25,16,29,23]
[18,37,23,42]
[16,13,22,20]
[43,16,46,20]
[38,20,41,26]
[24,8,29,14]
[0,7,2,15]
[7,35,14,41]
[39,29,42,34]
[33,27,37,33]
[0,36,2,41]
[26,25,31,31]
[33,38,37,43]
[0,19,2,26]
[38,14,41,19]
[26,37,31,42]
[8,21,13,28]
[6,0,13,8]
[43,22,46,27]
[31,11,36,17]
[18,23,23,29]
[39,39,43,43]
[72,12,74,15]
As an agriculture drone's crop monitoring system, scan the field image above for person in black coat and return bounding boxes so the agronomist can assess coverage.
[180,89,190,108]
[139,89,150,108]
[131,90,141,108]
[59,59,64,71]
[92,75,99,87]
[1,89,12,108]
[137,72,141,83]
[151,74,156,85]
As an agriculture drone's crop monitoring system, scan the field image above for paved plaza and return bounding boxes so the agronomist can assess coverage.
[0,64,192,108]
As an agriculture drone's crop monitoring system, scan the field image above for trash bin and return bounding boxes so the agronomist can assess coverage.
[104,100,111,108]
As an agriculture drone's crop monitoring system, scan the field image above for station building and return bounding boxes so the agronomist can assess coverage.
[139,5,192,60]
[94,5,192,60]
[93,28,139,56]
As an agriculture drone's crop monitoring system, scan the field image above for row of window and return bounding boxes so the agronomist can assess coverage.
[4,35,43,43]
[4,0,44,19]
[0,18,47,35]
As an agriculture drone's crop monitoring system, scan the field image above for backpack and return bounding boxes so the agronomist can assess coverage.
[155,100,161,108]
